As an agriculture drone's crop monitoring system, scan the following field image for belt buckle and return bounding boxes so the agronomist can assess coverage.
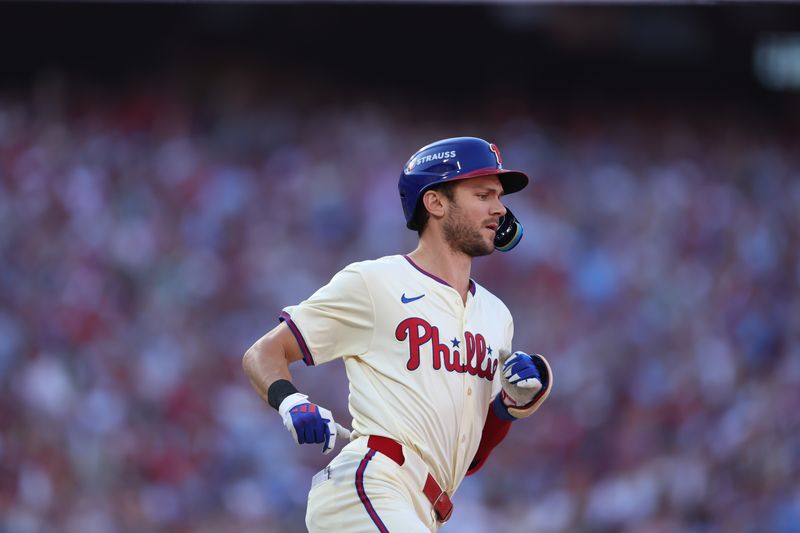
[433,490,453,522]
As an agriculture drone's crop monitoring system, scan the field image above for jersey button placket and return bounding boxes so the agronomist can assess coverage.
[458,296,472,473]
[456,295,469,480]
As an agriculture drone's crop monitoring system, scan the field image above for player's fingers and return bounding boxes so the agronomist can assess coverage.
[322,436,334,454]
[305,425,317,444]
[504,362,521,379]
[307,422,319,443]
[503,353,521,370]
[323,423,336,455]
[319,409,336,454]
[507,358,540,382]
[515,367,539,380]
[514,377,543,392]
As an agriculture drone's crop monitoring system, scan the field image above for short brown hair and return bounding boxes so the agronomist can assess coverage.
[412,181,458,236]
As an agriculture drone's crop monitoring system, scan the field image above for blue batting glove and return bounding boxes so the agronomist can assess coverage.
[495,351,553,420]
[501,351,547,406]
[279,393,338,454]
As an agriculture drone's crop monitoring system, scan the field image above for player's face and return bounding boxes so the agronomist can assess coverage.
[442,175,507,257]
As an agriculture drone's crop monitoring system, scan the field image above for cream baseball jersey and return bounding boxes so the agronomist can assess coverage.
[280,254,512,494]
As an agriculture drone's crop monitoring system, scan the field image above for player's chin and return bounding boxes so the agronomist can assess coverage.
[482,228,497,247]
[467,231,495,257]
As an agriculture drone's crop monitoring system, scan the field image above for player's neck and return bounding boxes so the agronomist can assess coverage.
[407,236,472,304]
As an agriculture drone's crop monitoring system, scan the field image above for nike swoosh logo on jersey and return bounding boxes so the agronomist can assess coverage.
[401,293,425,304]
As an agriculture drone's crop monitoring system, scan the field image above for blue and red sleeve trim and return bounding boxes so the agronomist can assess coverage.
[492,391,518,422]
[279,311,315,366]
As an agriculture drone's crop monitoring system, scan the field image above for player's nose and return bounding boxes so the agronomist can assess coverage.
[491,198,507,218]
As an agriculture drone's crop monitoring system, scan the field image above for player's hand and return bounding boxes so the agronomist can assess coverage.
[278,393,343,454]
[496,351,552,419]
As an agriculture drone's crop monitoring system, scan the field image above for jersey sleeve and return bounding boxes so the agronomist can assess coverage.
[280,265,375,366]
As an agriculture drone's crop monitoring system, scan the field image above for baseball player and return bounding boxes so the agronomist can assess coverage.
[243,137,553,532]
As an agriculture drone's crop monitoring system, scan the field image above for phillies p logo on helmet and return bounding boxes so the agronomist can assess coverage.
[489,143,503,169]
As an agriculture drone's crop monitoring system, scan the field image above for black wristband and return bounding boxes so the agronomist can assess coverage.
[267,379,299,410]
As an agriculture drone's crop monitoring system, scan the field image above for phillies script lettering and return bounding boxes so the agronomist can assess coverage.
[395,317,498,380]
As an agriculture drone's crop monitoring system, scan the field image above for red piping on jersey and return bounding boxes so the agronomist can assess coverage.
[279,311,315,366]
[355,449,390,533]
[403,255,476,296]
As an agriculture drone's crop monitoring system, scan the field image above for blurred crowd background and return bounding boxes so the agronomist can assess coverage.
[1,3,799,533]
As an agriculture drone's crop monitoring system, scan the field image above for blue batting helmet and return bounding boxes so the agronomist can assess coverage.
[398,137,529,230]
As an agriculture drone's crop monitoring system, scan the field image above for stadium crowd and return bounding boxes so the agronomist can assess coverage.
[1,70,798,532]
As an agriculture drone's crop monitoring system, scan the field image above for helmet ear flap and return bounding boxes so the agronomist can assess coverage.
[494,207,523,252]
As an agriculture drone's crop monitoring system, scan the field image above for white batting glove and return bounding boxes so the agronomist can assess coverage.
[496,351,553,419]
[278,393,339,454]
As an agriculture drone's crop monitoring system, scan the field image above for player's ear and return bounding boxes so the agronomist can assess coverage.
[421,189,446,220]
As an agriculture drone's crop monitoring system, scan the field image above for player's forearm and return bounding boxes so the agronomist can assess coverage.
[243,325,347,456]
[466,401,512,476]
[242,334,295,404]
